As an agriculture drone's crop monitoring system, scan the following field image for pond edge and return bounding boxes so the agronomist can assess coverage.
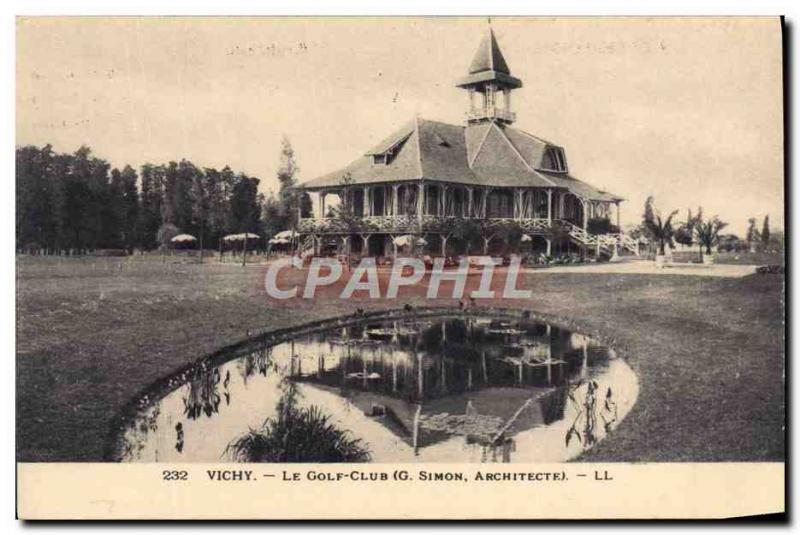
[104,305,632,462]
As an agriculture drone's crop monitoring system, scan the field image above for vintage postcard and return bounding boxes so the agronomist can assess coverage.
[15,16,785,520]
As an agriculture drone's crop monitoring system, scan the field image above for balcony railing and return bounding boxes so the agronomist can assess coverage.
[297,216,556,235]
[466,107,516,123]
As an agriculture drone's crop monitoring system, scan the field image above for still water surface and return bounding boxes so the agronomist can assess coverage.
[119,315,638,463]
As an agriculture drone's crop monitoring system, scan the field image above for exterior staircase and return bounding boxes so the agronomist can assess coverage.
[299,235,316,258]
[558,220,639,258]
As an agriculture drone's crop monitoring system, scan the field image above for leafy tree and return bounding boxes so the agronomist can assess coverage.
[761,215,771,251]
[694,215,728,255]
[16,145,58,253]
[494,221,524,255]
[229,173,262,234]
[261,191,284,240]
[643,196,655,225]
[451,218,483,255]
[202,167,227,248]
[190,167,210,262]
[746,217,760,252]
[642,199,678,256]
[276,136,311,230]
[156,222,179,261]
[15,144,269,257]
[674,208,699,248]
[138,164,165,250]
[119,166,139,252]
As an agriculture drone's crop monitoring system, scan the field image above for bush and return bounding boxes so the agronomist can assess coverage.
[756,265,784,275]
[587,217,619,235]
[225,383,370,462]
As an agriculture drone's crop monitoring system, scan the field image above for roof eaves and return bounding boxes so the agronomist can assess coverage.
[413,115,425,181]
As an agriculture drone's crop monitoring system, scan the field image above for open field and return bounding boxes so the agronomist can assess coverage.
[16,255,785,462]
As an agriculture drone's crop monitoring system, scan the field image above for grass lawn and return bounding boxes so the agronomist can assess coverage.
[16,255,785,462]
[670,249,784,266]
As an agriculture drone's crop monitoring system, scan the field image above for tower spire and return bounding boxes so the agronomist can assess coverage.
[455,26,522,125]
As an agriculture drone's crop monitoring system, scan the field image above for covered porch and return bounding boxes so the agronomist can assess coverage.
[302,182,622,231]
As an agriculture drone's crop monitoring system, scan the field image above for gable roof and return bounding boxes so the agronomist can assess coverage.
[298,117,623,202]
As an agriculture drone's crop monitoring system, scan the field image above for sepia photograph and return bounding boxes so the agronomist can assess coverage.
[14,15,786,519]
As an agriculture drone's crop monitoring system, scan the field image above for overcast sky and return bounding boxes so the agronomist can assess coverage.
[16,17,783,234]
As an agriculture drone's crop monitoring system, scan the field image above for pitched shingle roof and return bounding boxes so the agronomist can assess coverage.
[298,117,622,202]
[455,27,522,90]
[469,28,510,75]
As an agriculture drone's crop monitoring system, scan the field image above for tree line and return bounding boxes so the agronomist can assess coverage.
[16,138,311,255]
[632,196,781,258]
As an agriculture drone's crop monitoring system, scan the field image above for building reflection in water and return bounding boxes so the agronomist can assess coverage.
[118,315,638,463]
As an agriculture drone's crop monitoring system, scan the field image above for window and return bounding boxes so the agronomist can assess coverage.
[370,133,410,165]
[372,149,398,165]
[542,147,567,172]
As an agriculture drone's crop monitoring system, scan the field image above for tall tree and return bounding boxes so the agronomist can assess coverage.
[138,164,165,250]
[190,167,210,262]
[746,217,760,252]
[261,191,283,240]
[276,136,311,230]
[643,196,655,225]
[229,173,262,234]
[202,167,226,248]
[694,215,728,256]
[641,198,678,256]
[119,165,139,252]
[761,215,771,250]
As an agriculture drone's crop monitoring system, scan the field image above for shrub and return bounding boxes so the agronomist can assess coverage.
[225,383,370,462]
[756,265,784,275]
[587,217,619,235]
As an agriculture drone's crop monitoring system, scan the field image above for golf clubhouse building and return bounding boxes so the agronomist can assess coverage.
[297,27,636,260]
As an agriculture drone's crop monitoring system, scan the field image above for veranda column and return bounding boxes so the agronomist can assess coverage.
[417,182,425,220]
[582,199,588,230]
[467,187,474,217]
[320,192,327,219]
[546,189,553,224]
[392,184,400,216]
[616,201,621,231]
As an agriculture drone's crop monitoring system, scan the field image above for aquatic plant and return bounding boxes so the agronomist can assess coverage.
[225,383,371,462]
[565,380,618,449]
[182,367,221,420]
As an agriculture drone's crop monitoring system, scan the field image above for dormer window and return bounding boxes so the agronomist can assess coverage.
[542,147,567,172]
[370,133,410,165]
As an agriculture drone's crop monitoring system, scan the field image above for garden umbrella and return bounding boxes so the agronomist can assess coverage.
[223,233,259,241]
[170,234,197,243]
[273,230,298,240]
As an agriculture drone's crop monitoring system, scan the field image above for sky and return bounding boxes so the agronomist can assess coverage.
[16,17,784,235]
